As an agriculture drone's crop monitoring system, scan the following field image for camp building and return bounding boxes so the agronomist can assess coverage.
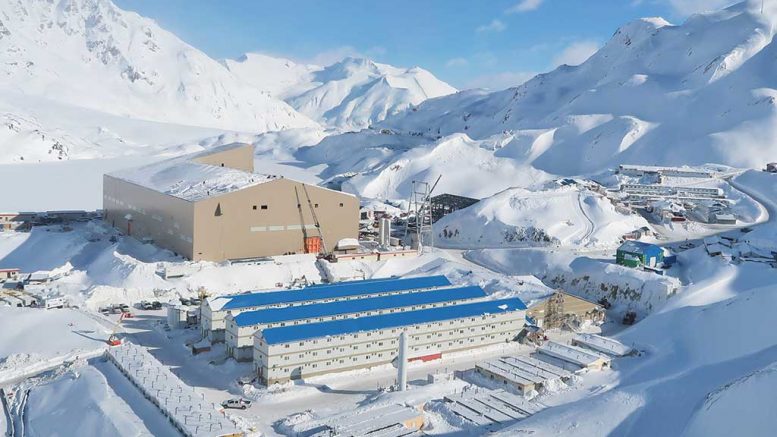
[103,143,358,262]
[201,275,452,343]
[253,297,527,385]
[225,285,487,361]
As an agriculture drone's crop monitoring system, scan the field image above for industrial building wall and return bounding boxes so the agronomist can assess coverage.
[192,178,359,262]
[102,175,195,259]
[191,143,254,173]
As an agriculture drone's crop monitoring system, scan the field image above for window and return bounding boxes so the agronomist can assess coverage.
[339,203,344,207]
[314,203,319,208]
[252,205,257,210]
[261,205,268,210]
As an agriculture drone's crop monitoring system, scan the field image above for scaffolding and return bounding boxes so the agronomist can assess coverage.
[404,176,440,253]
[543,292,565,330]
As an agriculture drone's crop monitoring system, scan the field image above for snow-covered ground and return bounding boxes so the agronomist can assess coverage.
[0,307,108,362]
[3,0,777,435]
[25,362,180,437]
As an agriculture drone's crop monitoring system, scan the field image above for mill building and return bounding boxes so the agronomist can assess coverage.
[103,143,359,262]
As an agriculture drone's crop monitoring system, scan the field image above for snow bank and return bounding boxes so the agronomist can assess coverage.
[684,362,777,437]
[0,348,105,386]
[467,248,680,313]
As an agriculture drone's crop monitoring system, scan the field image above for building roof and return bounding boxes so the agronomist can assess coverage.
[573,333,632,357]
[617,240,662,256]
[232,285,487,328]
[538,341,611,367]
[215,275,452,311]
[108,143,278,202]
[259,297,527,345]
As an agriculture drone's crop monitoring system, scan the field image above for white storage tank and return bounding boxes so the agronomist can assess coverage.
[166,304,186,329]
[379,218,391,247]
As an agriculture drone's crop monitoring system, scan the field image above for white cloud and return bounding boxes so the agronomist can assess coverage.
[551,40,600,67]
[663,0,732,16]
[445,57,469,68]
[506,0,545,13]
[464,71,537,90]
[476,19,507,33]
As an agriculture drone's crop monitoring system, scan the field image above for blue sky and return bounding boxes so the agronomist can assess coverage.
[114,0,732,90]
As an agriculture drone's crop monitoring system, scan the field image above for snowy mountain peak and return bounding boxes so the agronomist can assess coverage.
[375,1,777,175]
[227,53,457,130]
[0,0,316,133]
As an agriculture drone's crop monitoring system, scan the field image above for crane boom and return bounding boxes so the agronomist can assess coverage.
[427,175,442,201]
[107,312,128,346]
[294,186,309,241]
[301,184,329,255]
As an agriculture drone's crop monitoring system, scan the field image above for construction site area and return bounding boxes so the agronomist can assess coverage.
[0,156,663,436]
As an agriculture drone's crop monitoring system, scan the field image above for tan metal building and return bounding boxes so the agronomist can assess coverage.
[103,143,359,262]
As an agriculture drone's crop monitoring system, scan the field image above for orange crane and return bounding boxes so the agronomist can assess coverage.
[107,312,129,346]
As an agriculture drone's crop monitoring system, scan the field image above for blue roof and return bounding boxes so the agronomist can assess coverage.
[618,241,663,256]
[219,275,451,310]
[233,285,487,327]
[260,297,527,345]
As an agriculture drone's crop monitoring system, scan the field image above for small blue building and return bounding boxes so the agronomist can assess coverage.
[616,241,664,268]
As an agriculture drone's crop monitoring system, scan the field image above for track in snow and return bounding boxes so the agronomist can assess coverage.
[577,190,596,245]
[1,388,13,437]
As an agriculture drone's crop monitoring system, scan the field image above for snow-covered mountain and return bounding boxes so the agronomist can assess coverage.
[434,183,650,249]
[0,0,316,134]
[226,55,457,130]
[376,0,777,175]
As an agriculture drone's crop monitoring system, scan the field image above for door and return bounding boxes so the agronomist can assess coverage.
[304,236,322,254]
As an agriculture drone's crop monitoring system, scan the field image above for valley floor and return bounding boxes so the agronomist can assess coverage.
[1,165,776,437]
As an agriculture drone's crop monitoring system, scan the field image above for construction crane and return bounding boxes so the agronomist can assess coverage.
[107,312,129,346]
[294,186,310,246]
[301,184,330,256]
